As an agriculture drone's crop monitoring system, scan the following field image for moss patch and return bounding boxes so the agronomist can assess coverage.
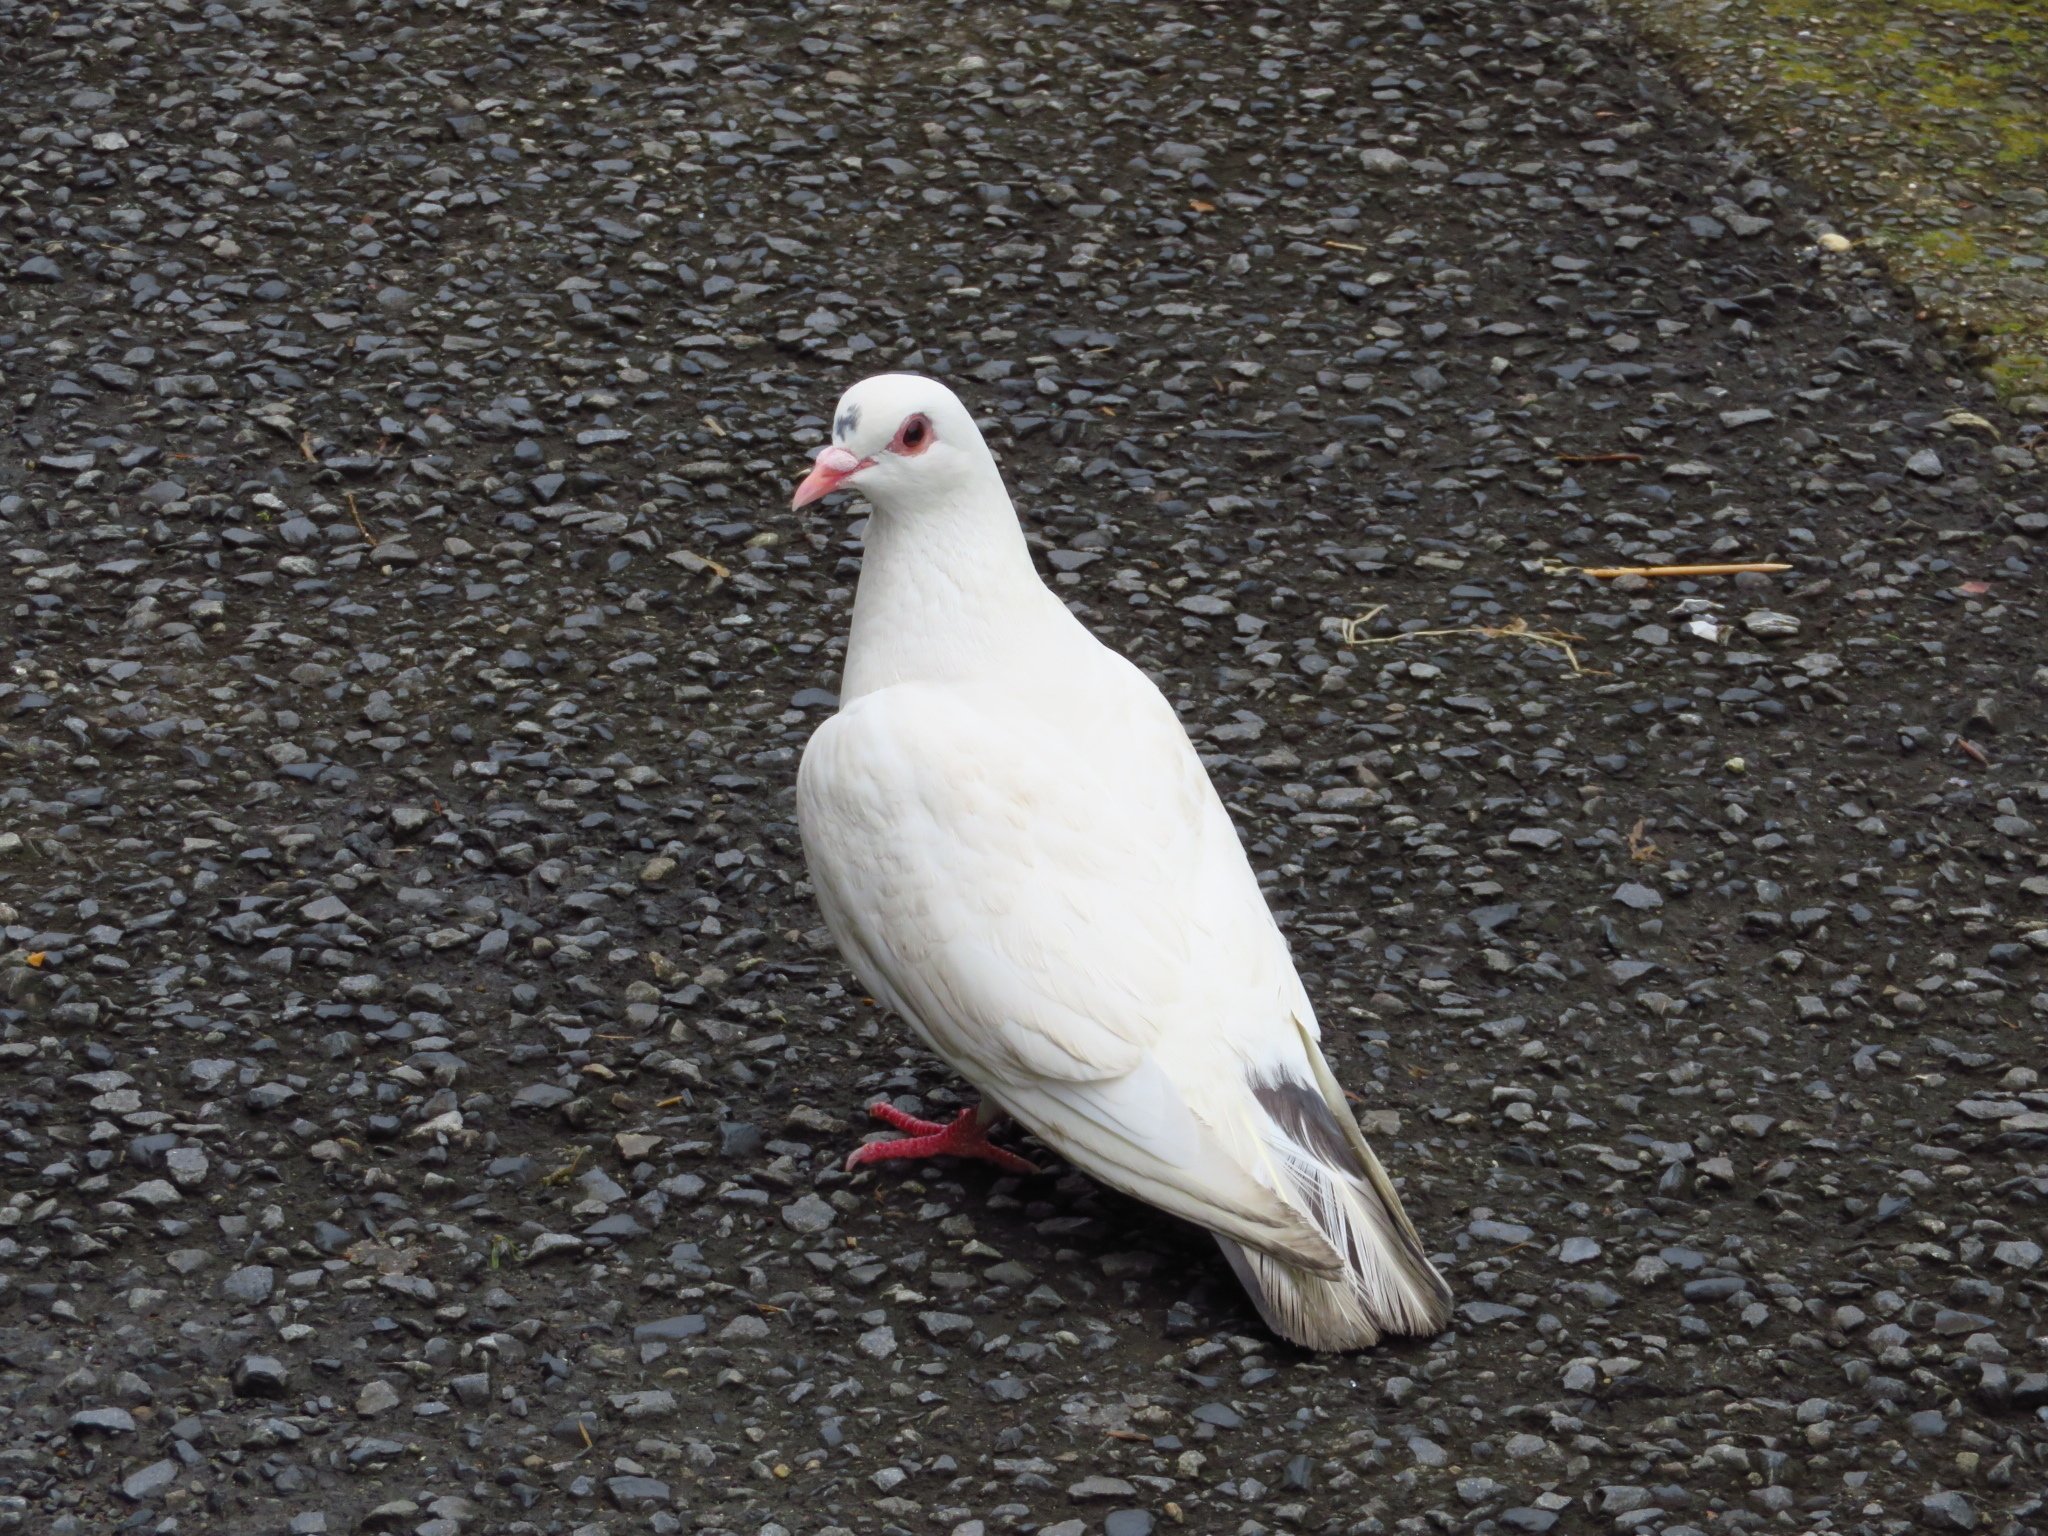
[1600,0,2048,405]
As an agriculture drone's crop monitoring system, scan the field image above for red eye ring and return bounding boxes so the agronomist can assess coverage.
[888,413,934,456]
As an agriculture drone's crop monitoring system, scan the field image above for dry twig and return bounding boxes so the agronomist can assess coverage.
[672,550,731,580]
[1337,609,1598,676]
[344,491,372,545]
[1627,818,1662,864]
[1335,604,1388,644]
[540,1146,587,1188]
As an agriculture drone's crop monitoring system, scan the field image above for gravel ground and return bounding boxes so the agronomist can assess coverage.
[1600,0,2048,408]
[4,2,2047,1536]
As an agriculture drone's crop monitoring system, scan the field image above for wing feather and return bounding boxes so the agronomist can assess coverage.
[798,668,1340,1268]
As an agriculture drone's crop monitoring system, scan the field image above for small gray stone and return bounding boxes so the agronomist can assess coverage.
[1408,1436,1448,1467]
[449,1373,491,1406]
[69,1407,137,1435]
[610,1389,675,1419]
[780,1193,836,1233]
[1920,1490,1976,1531]
[121,1459,178,1502]
[1470,1218,1535,1244]
[576,1166,627,1205]
[1597,1486,1655,1515]
[187,1059,237,1091]
[1068,1475,1136,1500]
[233,1355,290,1397]
[1684,1275,1748,1302]
[632,1314,707,1342]
[606,1476,671,1508]
[1461,1301,1528,1324]
[221,1266,275,1305]
[525,1232,584,1261]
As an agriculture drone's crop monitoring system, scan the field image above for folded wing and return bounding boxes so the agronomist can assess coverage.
[801,666,1350,1268]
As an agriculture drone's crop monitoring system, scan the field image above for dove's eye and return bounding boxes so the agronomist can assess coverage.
[890,414,933,455]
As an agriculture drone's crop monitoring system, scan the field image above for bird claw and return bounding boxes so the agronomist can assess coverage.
[863,1101,947,1138]
[844,1102,1039,1176]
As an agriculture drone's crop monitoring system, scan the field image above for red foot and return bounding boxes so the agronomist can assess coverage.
[844,1102,1039,1176]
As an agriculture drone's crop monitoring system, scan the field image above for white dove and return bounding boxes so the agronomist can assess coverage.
[792,374,1452,1350]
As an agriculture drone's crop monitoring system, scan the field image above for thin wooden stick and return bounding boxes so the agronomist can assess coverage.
[1341,613,1597,676]
[344,491,371,545]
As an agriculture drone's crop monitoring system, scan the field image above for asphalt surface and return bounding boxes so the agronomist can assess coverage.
[2,2,2046,1535]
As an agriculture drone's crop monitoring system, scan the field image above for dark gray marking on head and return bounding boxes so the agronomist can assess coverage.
[1252,1077,1366,1177]
[834,403,860,441]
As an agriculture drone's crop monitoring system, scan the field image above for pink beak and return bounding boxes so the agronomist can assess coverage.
[792,444,869,510]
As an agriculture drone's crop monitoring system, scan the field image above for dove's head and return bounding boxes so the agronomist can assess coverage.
[791,374,999,517]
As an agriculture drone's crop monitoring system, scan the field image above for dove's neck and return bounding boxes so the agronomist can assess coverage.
[841,478,1072,701]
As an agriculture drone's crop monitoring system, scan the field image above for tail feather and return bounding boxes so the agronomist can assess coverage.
[1225,1070,1453,1351]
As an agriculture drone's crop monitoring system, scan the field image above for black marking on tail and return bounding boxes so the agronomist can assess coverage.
[1251,1071,1454,1332]
[1253,1078,1367,1176]
[1255,1075,1391,1279]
